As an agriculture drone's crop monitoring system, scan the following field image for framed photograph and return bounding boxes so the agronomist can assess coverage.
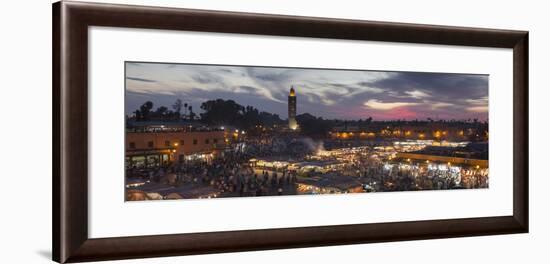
[53,1,528,263]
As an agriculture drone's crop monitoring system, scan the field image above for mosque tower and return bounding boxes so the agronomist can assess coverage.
[288,86,298,130]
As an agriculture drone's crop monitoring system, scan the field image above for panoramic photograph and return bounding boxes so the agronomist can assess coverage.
[125,62,489,201]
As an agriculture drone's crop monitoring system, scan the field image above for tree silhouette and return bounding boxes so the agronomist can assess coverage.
[137,101,154,121]
[296,113,331,137]
[172,99,183,119]
[188,106,196,120]
[200,99,243,125]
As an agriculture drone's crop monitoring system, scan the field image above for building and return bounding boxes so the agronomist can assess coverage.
[396,143,489,168]
[296,174,364,194]
[330,122,488,141]
[125,130,226,169]
[288,86,298,130]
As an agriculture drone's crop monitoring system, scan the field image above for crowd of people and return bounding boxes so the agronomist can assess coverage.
[348,160,489,192]
[127,151,299,197]
[298,146,489,192]
[126,137,489,199]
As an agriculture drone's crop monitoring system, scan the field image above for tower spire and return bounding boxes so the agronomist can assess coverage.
[288,86,297,130]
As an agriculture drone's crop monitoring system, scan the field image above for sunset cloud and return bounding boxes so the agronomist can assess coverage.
[405,90,431,99]
[363,99,419,110]
[467,106,489,112]
[126,62,488,121]
[430,102,454,109]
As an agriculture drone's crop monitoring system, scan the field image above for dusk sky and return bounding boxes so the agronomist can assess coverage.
[125,62,489,121]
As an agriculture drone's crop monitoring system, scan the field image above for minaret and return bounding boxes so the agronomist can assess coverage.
[288,86,297,130]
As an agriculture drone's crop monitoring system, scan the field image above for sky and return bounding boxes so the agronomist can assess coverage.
[125,62,489,121]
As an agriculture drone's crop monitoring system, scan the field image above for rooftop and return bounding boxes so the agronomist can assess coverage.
[298,174,362,191]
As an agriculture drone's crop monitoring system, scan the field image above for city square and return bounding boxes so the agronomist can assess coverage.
[124,63,489,201]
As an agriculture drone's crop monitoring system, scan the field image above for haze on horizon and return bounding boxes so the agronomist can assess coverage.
[125,62,489,122]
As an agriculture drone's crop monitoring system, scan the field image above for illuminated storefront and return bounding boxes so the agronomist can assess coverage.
[125,149,172,169]
[126,129,226,169]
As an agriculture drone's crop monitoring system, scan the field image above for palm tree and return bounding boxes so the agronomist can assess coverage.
[184,103,188,119]
[172,99,183,120]
[188,106,195,120]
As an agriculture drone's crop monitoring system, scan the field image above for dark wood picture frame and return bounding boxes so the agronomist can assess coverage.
[53,1,528,263]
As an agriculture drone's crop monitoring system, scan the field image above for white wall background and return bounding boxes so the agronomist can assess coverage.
[0,0,546,263]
